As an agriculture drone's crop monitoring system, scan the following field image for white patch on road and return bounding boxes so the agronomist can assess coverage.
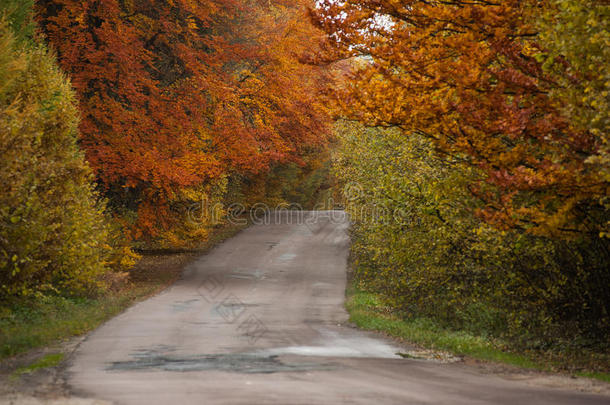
[277,253,297,261]
[259,328,402,359]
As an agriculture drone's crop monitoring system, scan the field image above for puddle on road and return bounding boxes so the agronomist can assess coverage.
[263,328,403,359]
[107,353,336,374]
[259,345,397,358]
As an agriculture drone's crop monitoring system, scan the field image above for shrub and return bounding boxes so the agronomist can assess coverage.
[0,13,114,299]
[334,120,609,348]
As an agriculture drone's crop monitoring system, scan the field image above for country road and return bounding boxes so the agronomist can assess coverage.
[67,211,608,405]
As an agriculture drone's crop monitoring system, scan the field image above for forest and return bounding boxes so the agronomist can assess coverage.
[1,0,608,375]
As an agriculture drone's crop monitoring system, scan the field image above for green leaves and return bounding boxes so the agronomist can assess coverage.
[537,0,610,234]
[333,120,610,347]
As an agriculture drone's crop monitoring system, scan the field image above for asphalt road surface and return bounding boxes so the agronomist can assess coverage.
[68,211,609,405]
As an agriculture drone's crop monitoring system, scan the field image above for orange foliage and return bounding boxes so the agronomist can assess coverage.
[312,0,607,238]
[36,0,331,239]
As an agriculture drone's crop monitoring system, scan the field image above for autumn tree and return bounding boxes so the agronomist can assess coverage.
[537,0,610,236]
[316,1,609,344]
[36,0,332,245]
[312,0,608,239]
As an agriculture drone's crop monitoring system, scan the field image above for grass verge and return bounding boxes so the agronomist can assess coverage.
[346,285,610,382]
[10,353,64,380]
[0,221,248,361]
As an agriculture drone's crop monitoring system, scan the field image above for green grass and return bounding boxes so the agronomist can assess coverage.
[576,371,610,383]
[0,288,157,359]
[0,221,248,361]
[11,353,64,379]
[346,287,610,382]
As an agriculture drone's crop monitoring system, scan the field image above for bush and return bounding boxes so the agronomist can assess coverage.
[334,120,609,348]
[0,13,114,299]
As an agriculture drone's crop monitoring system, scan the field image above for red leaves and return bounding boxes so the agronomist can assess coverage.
[37,0,332,239]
